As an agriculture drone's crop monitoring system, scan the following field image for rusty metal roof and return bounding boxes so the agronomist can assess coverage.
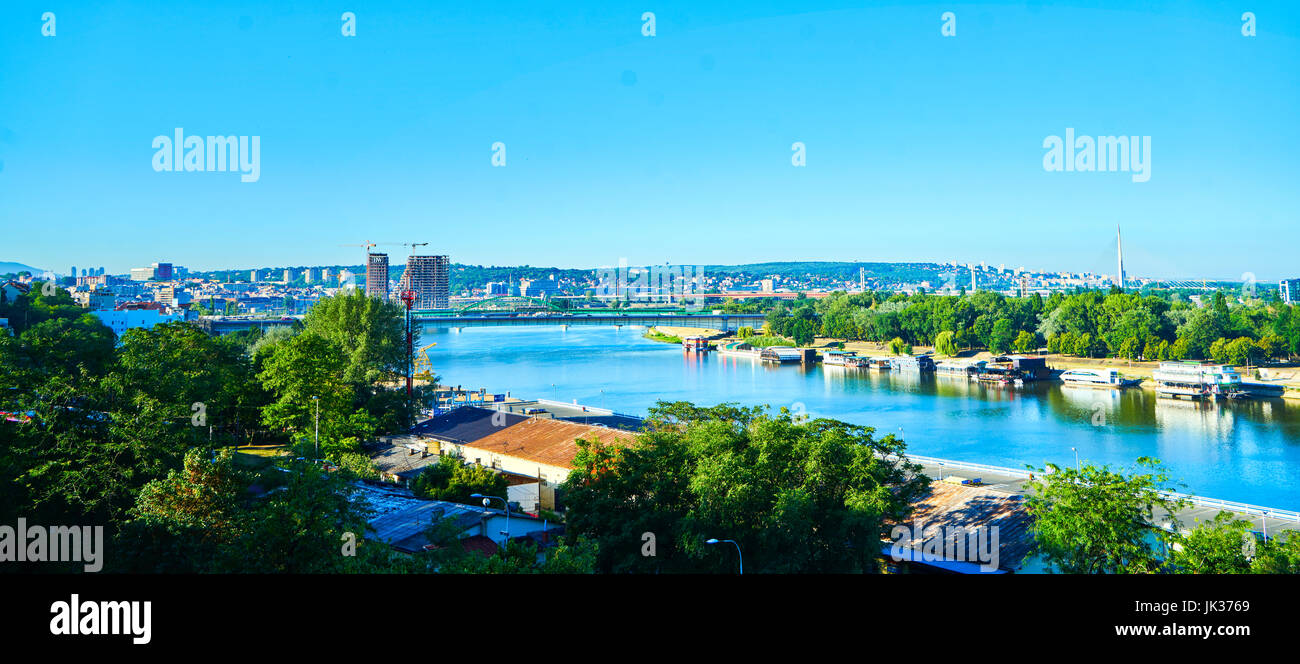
[462,417,637,469]
[889,482,1037,571]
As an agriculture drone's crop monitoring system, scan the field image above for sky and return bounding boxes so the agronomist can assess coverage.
[1,1,1297,280]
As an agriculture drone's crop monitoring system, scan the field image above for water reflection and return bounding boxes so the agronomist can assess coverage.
[426,326,1300,507]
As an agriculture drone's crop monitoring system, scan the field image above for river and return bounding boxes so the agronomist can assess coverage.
[422,325,1300,509]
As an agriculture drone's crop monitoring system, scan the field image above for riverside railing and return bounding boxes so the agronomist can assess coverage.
[901,454,1300,524]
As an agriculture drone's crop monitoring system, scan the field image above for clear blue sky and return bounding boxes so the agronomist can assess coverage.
[2,1,1297,280]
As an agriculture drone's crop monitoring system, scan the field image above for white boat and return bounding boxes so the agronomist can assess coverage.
[822,350,868,368]
[935,359,985,377]
[1152,362,1242,400]
[1060,368,1141,389]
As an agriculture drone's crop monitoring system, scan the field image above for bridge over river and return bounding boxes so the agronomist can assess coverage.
[199,312,765,335]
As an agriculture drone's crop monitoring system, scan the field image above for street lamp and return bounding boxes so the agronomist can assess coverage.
[312,396,320,458]
[473,493,510,545]
[705,538,743,574]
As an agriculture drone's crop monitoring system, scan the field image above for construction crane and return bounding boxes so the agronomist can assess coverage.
[413,342,437,381]
[378,241,429,255]
[339,242,379,272]
[339,241,377,255]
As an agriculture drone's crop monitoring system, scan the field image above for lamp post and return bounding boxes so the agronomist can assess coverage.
[473,493,510,545]
[312,396,320,458]
[705,538,743,574]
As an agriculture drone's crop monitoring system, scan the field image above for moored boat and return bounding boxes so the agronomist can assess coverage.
[1060,367,1142,389]
[822,350,868,368]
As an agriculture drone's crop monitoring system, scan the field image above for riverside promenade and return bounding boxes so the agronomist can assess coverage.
[905,454,1300,536]
[469,395,1300,537]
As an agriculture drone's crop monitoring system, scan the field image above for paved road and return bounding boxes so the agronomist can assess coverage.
[912,459,1300,536]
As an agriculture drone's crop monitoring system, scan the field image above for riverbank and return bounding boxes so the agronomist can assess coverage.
[425,325,1300,508]
[711,332,1300,399]
[644,325,725,344]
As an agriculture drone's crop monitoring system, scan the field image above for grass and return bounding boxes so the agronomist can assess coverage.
[742,335,796,348]
[644,328,683,344]
[231,445,290,471]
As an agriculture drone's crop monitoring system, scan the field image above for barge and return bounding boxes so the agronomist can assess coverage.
[1060,368,1142,389]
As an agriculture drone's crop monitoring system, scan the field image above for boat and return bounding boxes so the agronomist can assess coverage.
[974,363,1027,386]
[1152,361,1242,400]
[760,346,804,364]
[822,350,869,368]
[935,359,985,377]
[1060,368,1142,389]
[866,357,893,371]
[682,336,709,354]
[891,355,936,372]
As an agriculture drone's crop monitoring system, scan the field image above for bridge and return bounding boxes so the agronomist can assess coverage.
[199,312,765,334]
[414,312,764,331]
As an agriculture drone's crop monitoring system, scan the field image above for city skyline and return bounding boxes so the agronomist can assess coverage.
[2,2,1297,279]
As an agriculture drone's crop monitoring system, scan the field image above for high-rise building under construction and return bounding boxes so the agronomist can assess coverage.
[398,255,450,309]
[366,253,390,299]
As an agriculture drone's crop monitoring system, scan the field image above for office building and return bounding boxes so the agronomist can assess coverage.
[520,276,558,299]
[152,262,174,280]
[366,253,389,299]
[130,267,156,281]
[1282,278,1300,305]
[398,255,450,309]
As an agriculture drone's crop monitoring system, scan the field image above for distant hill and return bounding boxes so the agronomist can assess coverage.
[704,261,947,281]
[0,261,42,276]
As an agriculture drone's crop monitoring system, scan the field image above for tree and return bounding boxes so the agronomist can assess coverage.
[888,337,912,356]
[302,290,405,385]
[410,456,508,504]
[258,332,373,458]
[114,448,250,573]
[1012,330,1037,354]
[934,330,958,357]
[1163,511,1253,574]
[1024,458,1187,574]
[988,319,1015,355]
[562,401,929,573]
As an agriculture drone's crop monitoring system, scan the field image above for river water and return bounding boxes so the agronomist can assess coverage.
[423,325,1300,509]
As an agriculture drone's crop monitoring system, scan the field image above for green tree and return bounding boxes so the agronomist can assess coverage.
[1012,330,1037,354]
[303,290,405,385]
[1024,458,1187,574]
[934,330,958,357]
[1163,511,1253,574]
[888,337,912,356]
[114,448,250,573]
[410,456,508,504]
[562,401,929,573]
[258,332,373,458]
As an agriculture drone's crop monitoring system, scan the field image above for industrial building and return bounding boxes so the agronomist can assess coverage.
[398,255,450,309]
[1282,278,1300,305]
[366,253,389,299]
